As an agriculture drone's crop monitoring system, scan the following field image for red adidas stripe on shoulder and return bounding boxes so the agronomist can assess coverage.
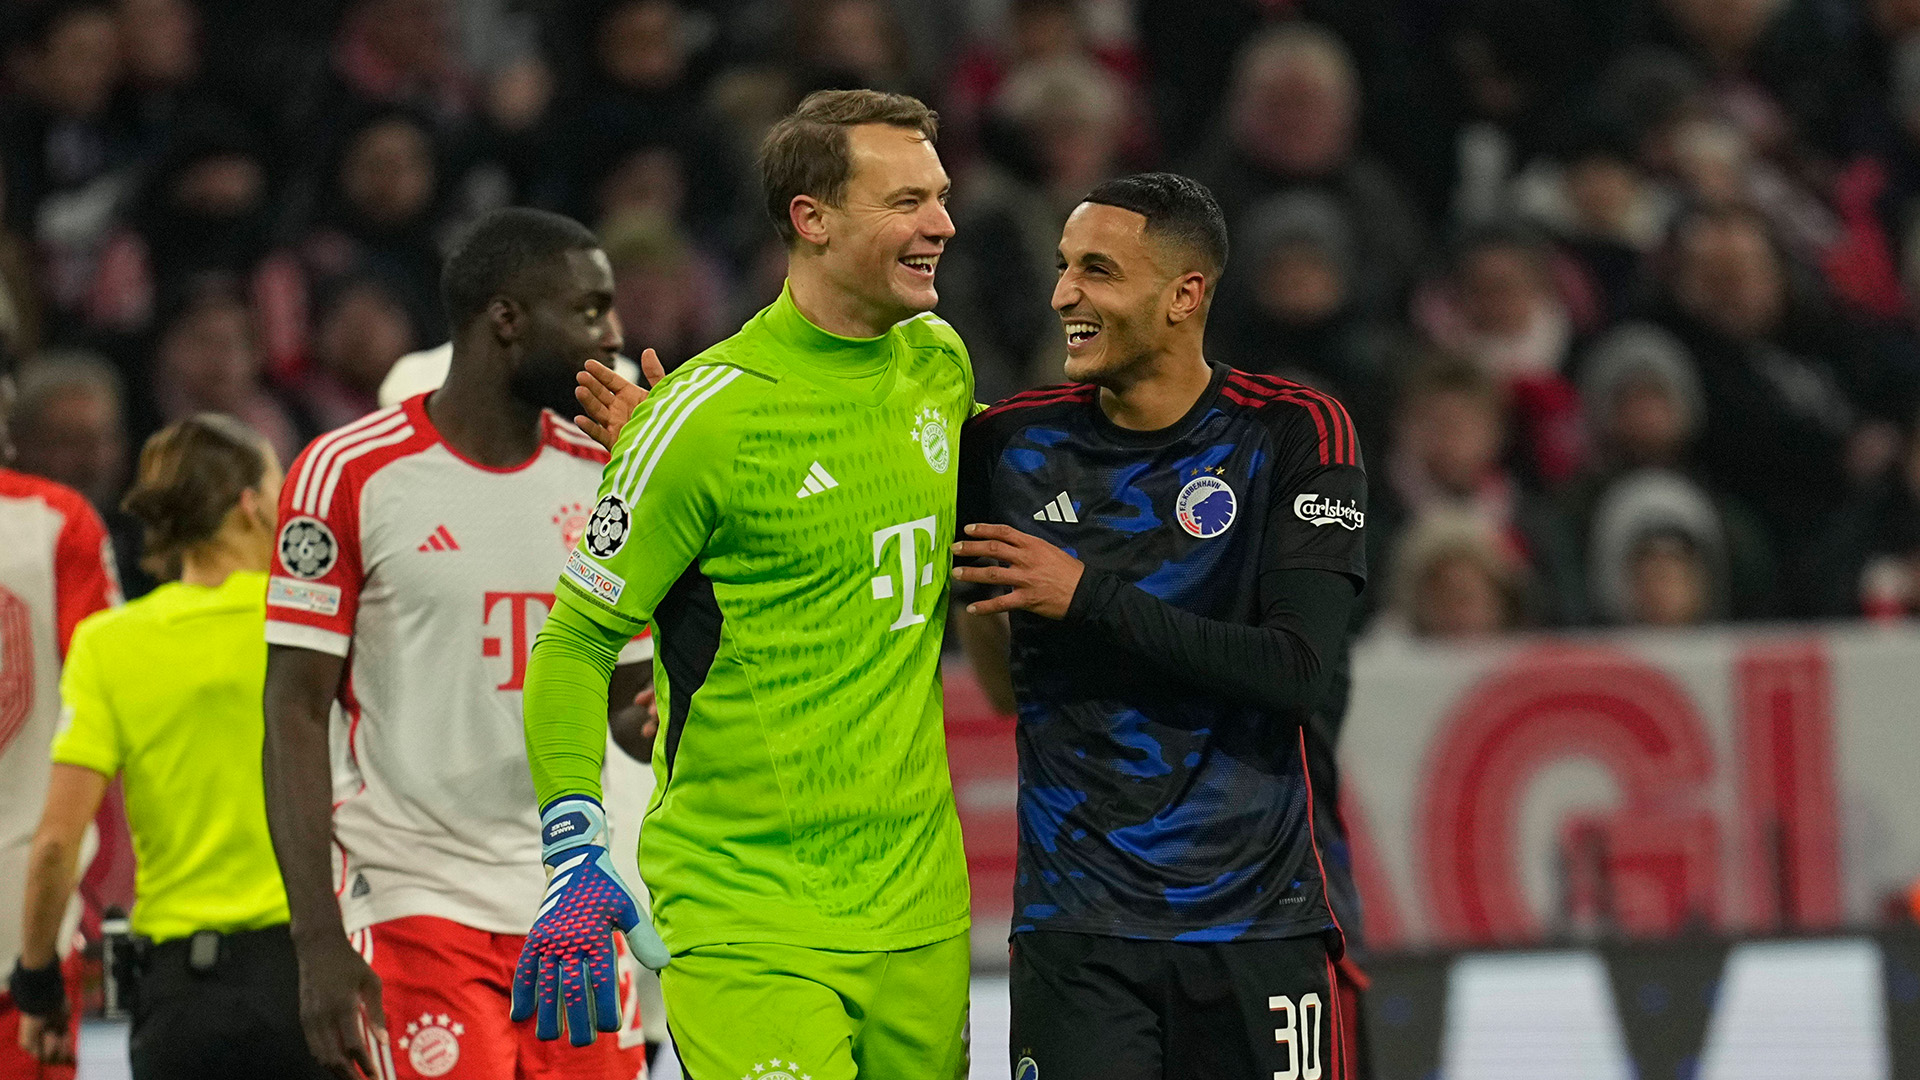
[1228,372,1336,465]
[1223,371,1357,466]
[975,383,1096,420]
[543,413,612,464]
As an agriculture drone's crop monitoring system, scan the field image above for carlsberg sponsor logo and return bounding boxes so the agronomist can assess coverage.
[1294,493,1364,530]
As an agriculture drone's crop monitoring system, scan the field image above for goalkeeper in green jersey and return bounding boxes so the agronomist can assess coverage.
[513,89,973,1078]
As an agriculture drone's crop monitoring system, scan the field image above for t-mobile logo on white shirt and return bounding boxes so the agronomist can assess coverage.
[869,516,939,631]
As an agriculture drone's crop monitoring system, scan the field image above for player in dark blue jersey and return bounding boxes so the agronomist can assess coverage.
[954,173,1367,1080]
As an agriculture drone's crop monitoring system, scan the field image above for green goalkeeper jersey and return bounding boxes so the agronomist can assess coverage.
[533,283,973,954]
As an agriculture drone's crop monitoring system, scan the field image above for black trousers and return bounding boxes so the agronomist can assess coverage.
[128,923,331,1080]
[1009,930,1352,1080]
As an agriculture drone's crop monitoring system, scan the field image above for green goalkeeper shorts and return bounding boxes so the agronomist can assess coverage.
[659,932,970,1080]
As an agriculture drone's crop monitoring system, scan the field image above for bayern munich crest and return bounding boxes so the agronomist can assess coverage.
[584,494,631,558]
[277,517,338,579]
[911,406,950,474]
[399,1012,462,1077]
[1175,474,1237,539]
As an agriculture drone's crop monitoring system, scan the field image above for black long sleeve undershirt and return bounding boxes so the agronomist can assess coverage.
[1063,565,1358,715]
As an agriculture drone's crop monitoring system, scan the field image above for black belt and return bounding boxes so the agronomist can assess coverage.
[143,925,293,977]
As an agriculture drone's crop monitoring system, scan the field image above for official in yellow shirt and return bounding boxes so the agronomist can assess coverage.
[10,415,329,1078]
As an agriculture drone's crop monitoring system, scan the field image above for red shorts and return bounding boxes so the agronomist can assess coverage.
[0,954,86,1080]
[351,916,647,1080]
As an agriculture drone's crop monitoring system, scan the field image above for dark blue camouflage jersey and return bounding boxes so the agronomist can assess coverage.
[958,363,1367,944]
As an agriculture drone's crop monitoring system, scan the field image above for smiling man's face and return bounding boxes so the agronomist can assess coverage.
[1051,201,1177,385]
[813,123,953,331]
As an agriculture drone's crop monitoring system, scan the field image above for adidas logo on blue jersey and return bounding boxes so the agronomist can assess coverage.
[1033,492,1078,523]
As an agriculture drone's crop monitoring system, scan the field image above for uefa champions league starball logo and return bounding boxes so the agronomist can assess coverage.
[1175,473,1236,538]
[278,517,338,578]
[911,406,950,474]
[584,495,631,558]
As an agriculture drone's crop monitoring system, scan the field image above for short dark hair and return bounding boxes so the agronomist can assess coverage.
[441,208,601,332]
[1081,172,1229,280]
[759,90,939,245]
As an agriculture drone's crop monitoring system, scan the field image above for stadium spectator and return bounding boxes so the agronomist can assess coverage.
[1370,356,1585,625]
[7,352,126,508]
[1189,23,1427,318]
[296,108,450,341]
[941,54,1129,400]
[1803,411,1920,618]
[1646,0,1856,161]
[943,0,1149,168]
[1646,205,1896,561]
[296,273,418,432]
[114,0,227,158]
[5,351,152,596]
[1413,223,1587,486]
[0,175,45,357]
[1571,321,1778,618]
[318,0,474,134]
[1510,130,1669,327]
[151,288,306,465]
[1586,469,1729,626]
[796,0,925,100]
[1665,116,1839,266]
[551,0,748,257]
[0,1,138,325]
[13,414,330,1078]
[601,211,728,372]
[1441,0,1623,228]
[1211,190,1401,446]
[93,112,276,335]
[1380,510,1530,639]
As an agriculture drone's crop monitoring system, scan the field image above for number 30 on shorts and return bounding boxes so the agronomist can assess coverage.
[1268,992,1324,1080]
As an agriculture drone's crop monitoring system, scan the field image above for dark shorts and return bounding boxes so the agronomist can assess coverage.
[1009,930,1357,1080]
[129,923,331,1080]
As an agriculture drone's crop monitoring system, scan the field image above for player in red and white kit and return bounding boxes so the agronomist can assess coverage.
[1,354,121,1077]
[263,209,655,1080]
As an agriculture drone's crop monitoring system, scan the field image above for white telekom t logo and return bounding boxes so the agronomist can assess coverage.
[870,516,939,631]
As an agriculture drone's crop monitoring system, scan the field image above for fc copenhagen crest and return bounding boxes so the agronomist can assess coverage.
[277,517,338,579]
[911,406,951,474]
[1175,475,1236,539]
[584,494,631,558]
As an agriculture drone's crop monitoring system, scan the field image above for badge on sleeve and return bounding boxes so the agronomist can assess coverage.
[584,495,632,558]
[278,517,339,579]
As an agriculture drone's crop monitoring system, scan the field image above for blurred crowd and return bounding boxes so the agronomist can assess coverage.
[13,0,1920,633]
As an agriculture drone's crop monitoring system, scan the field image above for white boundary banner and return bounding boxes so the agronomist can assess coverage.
[1343,624,1920,948]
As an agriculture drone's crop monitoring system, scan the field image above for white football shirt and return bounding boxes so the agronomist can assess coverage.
[0,469,119,963]
[265,394,641,935]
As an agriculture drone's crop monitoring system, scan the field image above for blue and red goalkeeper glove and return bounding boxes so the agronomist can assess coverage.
[511,796,669,1045]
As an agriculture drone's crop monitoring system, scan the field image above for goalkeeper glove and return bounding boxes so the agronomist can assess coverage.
[511,796,669,1046]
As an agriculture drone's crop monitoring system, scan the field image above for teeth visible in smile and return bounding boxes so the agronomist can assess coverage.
[901,257,936,272]
[1065,321,1100,345]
